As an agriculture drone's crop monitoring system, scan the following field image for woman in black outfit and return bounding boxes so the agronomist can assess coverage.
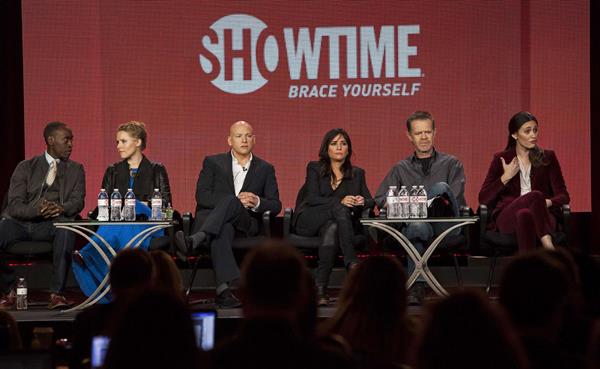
[293,128,374,305]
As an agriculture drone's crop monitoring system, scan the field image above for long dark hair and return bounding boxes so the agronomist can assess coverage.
[505,111,547,167]
[318,128,353,179]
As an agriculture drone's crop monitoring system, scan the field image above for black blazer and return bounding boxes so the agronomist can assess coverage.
[101,155,172,205]
[3,154,86,220]
[293,161,374,228]
[194,152,282,222]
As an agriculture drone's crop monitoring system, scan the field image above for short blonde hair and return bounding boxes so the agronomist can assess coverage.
[118,121,147,150]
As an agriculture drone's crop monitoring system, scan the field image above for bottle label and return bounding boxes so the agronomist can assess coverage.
[418,196,427,202]
[151,199,162,207]
[398,195,409,203]
[17,288,27,295]
[98,199,108,206]
[111,199,122,207]
[125,199,136,207]
[410,196,419,203]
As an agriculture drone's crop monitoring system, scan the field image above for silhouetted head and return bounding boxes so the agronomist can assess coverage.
[150,250,183,299]
[418,289,528,369]
[109,249,154,300]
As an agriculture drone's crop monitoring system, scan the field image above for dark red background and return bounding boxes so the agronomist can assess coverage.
[21,0,589,214]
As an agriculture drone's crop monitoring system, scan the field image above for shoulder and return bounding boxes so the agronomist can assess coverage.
[307,161,320,170]
[65,159,84,170]
[436,151,464,166]
[252,154,275,171]
[204,153,228,164]
[352,166,366,177]
[542,149,558,160]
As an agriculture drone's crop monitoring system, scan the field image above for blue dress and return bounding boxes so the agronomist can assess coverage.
[73,172,164,303]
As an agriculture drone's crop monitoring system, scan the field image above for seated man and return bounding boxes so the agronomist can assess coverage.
[375,111,466,305]
[175,121,281,308]
[0,122,85,310]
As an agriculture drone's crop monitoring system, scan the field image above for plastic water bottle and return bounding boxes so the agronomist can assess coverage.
[398,185,410,219]
[97,189,109,221]
[418,185,428,218]
[409,185,419,218]
[386,186,398,218]
[164,202,174,221]
[110,189,122,221]
[150,188,162,221]
[122,189,136,221]
[16,277,27,310]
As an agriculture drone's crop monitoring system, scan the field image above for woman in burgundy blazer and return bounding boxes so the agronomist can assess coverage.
[478,112,569,251]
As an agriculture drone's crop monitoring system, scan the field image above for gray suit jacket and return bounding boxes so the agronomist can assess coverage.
[2,154,86,220]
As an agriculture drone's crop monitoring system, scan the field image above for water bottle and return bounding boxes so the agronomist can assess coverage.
[164,202,174,221]
[122,189,136,221]
[418,185,428,219]
[398,185,410,219]
[409,185,419,218]
[16,277,27,310]
[386,186,398,218]
[97,189,109,221]
[150,188,162,221]
[110,189,122,221]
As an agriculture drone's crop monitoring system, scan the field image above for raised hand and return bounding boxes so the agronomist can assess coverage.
[500,157,520,185]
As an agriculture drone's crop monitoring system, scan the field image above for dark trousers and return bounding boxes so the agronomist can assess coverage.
[192,195,258,286]
[0,218,75,294]
[495,191,555,251]
[295,202,359,287]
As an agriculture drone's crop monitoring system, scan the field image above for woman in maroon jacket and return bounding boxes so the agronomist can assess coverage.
[478,112,569,251]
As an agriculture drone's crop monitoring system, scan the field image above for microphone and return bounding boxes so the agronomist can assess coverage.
[243,167,248,171]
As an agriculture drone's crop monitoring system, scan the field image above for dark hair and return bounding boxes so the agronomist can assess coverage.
[318,128,353,180]
[43,121,69,143]
[118,121,147,150]
[506,111,547,167]
[109,249,153,295]
[322,256,409,365]
[406,111,435,132]
[240,241,310,310]
[418,290,528,369]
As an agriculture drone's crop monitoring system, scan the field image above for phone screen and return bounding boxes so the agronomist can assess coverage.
[191,310,216,351]
[91,335,110,368]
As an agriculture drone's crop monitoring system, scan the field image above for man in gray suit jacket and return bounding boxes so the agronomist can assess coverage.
[176,121,281,308]
[0,122,86,310]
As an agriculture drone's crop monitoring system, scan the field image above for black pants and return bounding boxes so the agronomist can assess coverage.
[0,218,75,294]
[192,195,258,286]
[295,202,359,287]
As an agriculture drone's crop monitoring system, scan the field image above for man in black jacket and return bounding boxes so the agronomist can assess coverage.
[0,122,86,309]
[176,121,281,308]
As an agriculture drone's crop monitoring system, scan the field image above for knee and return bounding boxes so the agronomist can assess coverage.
[321,222,338,246]
[332,202,352,219]
[525,190,545,204]
[430,182,451,193]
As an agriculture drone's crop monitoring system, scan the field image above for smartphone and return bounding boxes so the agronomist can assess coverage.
[91,335,110,369]
[191,310,216,351]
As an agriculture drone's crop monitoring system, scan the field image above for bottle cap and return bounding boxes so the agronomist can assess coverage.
[100,188,105,191]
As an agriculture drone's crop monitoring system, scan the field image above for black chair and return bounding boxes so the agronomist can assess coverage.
[477,203,571,293]
[181,210,273,297]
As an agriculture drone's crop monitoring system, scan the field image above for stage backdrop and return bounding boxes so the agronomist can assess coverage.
[21,0,589,214]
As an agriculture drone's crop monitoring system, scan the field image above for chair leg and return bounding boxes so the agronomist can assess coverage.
[185,256,201,300]
[453,254,463,288]
[485,255,498,294]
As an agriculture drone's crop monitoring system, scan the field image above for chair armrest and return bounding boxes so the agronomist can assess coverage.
[283,208,293,238]
[561,204,571,236]
[478,205,489,236]
[378,207,387,219]
[262,210,272,237]
[459,206,472,217]
[361,206,373,219]
[182,212,193,237]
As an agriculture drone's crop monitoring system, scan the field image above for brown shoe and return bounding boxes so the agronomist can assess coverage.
[0,290,16,310]
[47,294,71,310]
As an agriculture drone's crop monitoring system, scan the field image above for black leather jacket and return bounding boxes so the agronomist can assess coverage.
[101,155,172,205]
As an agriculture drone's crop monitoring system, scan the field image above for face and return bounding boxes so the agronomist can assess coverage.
[512,120,538,150]
[47,128,73,160]
[407,119,435,155]
[116,130,142,160]
[228,122,255,157]
[327,134,349,163]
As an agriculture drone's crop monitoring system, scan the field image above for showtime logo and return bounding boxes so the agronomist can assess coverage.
[198,14,423,98]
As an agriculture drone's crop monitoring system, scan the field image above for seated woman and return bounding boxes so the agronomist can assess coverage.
[478,111,569,251]
[293,128,374,306]
[73,121,172,301]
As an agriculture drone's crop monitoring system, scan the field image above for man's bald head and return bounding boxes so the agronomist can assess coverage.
[228,121,255,158]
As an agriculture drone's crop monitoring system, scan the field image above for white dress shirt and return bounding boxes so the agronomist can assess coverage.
[518,157,531,196]
[231,151,260,210]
